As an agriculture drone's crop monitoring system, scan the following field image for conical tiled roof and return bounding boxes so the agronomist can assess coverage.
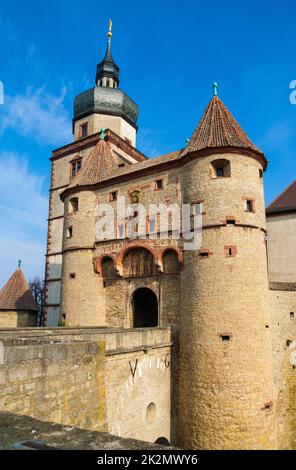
[0,269,38,312]
[68,138,118,190]
[182,96,265,161]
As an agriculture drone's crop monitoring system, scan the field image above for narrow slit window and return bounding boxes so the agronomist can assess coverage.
[67,226,73,239]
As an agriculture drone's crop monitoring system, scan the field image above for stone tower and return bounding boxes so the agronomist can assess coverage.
[178,91,277,449]
[45,23,141,326]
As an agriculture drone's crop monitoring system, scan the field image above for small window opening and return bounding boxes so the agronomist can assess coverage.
[67,226,73,239]
[155,179,164,190]
[211,159,231,178]
[71,159,82,178]
[69,273,76,279]
[262,401,273,411]
[220,334,231,341]
[118,163,125,168]
[80,123,88,138]
[259,169,263,179]
[226,218,235,225]
[290,312,294,319]
[199,251,209,258]
[246,199,254,212]
[109,191,117,202]
[287,339,292,347]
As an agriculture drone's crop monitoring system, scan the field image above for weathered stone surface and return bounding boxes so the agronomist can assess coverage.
[0,412,176,450]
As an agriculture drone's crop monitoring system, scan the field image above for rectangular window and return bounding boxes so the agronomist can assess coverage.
[155,179,164,190]
[80,123,88,138]
[67,226,73,239]
[220,334,231,341]
[71,159,82,178]
[109,191,117,202]
[216,167,224,177]
[246,199,254,212]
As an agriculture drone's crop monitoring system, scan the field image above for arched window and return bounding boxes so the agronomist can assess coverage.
[101,257,117,279]
[132,288,158,327]
[69,197,79,214]
[122,248,155,277]
[162,250,180,273]
[211,159,231,178]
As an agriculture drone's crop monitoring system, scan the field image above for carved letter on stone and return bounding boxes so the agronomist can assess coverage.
[129,359,138,378]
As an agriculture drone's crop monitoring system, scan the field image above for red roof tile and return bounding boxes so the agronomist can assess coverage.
[181,96,264,159]
[266,179,296,214]
[0,269,38,312]
[68,138,118,189]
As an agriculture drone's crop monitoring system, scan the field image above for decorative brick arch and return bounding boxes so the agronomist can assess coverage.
[156,247,184,273]
[115,243,157,277]
[93,254,116,276]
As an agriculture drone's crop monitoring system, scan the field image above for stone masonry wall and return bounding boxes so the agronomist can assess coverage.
[0,336,106,431]
[0,311,37,328]
[269,288,296,449]
[0,327,173,445]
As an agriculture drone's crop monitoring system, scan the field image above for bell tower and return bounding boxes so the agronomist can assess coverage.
[73,21,139,146]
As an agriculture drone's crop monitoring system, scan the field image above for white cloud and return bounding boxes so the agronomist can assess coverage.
[0,86,72,146]
[0,151,48,286]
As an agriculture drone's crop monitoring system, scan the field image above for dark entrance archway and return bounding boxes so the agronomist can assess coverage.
[132,288,158,328]
[155,437,170,446]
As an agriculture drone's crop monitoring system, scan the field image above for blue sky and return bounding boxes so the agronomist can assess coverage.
[0,0,295,285]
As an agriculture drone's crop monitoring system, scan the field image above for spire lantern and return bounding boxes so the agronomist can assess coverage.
[96,20,120,88]
[213,81,218,97]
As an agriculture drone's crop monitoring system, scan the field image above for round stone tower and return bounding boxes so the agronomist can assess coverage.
[178,91,277,449]
[60,136,118,326]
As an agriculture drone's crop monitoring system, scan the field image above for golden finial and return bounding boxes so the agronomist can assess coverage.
[108,19,112,38]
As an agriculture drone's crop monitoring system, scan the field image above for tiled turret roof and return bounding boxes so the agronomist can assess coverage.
[182,96,265,162]
[0,269,38,312]
[68,138,118,190]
